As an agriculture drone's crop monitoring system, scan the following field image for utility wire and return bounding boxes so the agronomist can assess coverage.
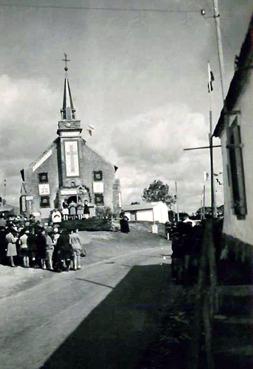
[0,2,202,13]
[203,0,212,13]
[200,10,235,56]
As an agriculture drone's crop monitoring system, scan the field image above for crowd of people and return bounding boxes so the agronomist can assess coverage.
[169,215,204,285]
[0,207,130,271]
[60,199,90,221]
[0,216,86,272]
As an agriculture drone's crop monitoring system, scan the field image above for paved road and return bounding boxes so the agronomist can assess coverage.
[0,229,171,369]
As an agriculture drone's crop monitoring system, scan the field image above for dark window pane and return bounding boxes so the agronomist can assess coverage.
[40,196,50,208]
[38,172,48,183]
[95,194,104,205]
[93,171,103,181]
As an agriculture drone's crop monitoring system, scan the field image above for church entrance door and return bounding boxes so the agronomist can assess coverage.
[67,196,77,205]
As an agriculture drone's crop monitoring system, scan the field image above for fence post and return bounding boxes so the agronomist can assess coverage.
[191,219,217,369]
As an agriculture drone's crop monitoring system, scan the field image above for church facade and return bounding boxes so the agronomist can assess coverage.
[20,61,121,219]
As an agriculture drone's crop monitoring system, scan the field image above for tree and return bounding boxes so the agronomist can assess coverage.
[142,179,176,208]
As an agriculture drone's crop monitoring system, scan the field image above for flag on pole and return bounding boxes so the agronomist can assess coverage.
[214,172,222,185]
[20,169,25,182]
[87,124,95,136]
[203,171,209,182]
[208,62,215,93]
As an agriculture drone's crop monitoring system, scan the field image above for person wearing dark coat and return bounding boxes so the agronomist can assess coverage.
[27,228,38,268]
[36,229,47,269]
[62,199,69,221]
[55,230,73,271]
[171,224,185,282]
[83,200,90,219]
[119,212,130,233]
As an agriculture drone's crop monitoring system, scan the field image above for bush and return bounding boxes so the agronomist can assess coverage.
[61,217,112,231]
[95,206,112,220]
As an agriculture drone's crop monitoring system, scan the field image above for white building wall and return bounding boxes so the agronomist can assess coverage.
[136,209,154,222]
[124,211,130,219]
[124,202,169,223]
[221,71,253,246]
[153,203,169,224]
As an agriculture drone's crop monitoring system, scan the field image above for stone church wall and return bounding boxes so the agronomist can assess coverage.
[22,139,117,219]
[79,141,115,208]
[24,142,60,218]
[20,70,120,220]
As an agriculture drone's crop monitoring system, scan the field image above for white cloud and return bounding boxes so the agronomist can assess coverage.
[0,74,59,203]
[102,105,223,213]
[0,75,223,213]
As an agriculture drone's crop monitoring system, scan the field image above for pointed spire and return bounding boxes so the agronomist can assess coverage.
[60,53,76,120]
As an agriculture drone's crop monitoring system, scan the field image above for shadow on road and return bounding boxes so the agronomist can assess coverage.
[40,264,170,369]
[75,278,114,289]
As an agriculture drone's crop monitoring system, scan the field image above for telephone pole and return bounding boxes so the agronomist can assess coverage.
[208,62,217,218]
[175,181,179,222]
[212,0,226,103]
[3,179,7,204]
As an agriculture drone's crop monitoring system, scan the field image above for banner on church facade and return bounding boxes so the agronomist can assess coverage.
[39,184,50,196]
[93,181,104,194]
[64,140,80,177]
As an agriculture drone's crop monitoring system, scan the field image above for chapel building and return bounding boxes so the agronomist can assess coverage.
[20,59,121,219]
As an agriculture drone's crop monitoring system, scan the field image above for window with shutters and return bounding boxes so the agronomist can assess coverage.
[227,116,247,219]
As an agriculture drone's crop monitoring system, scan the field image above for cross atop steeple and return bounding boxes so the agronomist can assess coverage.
[58,54,82,137]
[62,53,70,72]
[60,53,76,120]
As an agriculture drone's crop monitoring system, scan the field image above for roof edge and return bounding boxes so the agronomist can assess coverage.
[213,15,253,137]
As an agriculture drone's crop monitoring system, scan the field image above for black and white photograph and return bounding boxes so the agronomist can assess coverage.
[0,1,252,368]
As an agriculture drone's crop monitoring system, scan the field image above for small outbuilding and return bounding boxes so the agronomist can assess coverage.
[123,202,169,224]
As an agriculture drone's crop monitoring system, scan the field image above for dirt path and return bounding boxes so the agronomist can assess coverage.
[0,229,171,369]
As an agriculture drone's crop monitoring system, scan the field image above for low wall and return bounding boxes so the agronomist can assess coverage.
[221,233,253,262]
[218,233,253,284]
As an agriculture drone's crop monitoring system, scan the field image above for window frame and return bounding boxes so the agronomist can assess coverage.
[227,115,247,219]
[40,195,50,208]
[93,170,103,181]
[94,193,104,206]
[38,172,48,184]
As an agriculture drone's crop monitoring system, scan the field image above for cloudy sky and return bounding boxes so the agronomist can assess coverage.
[0,0,252,213]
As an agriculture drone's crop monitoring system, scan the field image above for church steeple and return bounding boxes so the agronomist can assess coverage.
[60,53,76,120]
[57,54,82,137]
